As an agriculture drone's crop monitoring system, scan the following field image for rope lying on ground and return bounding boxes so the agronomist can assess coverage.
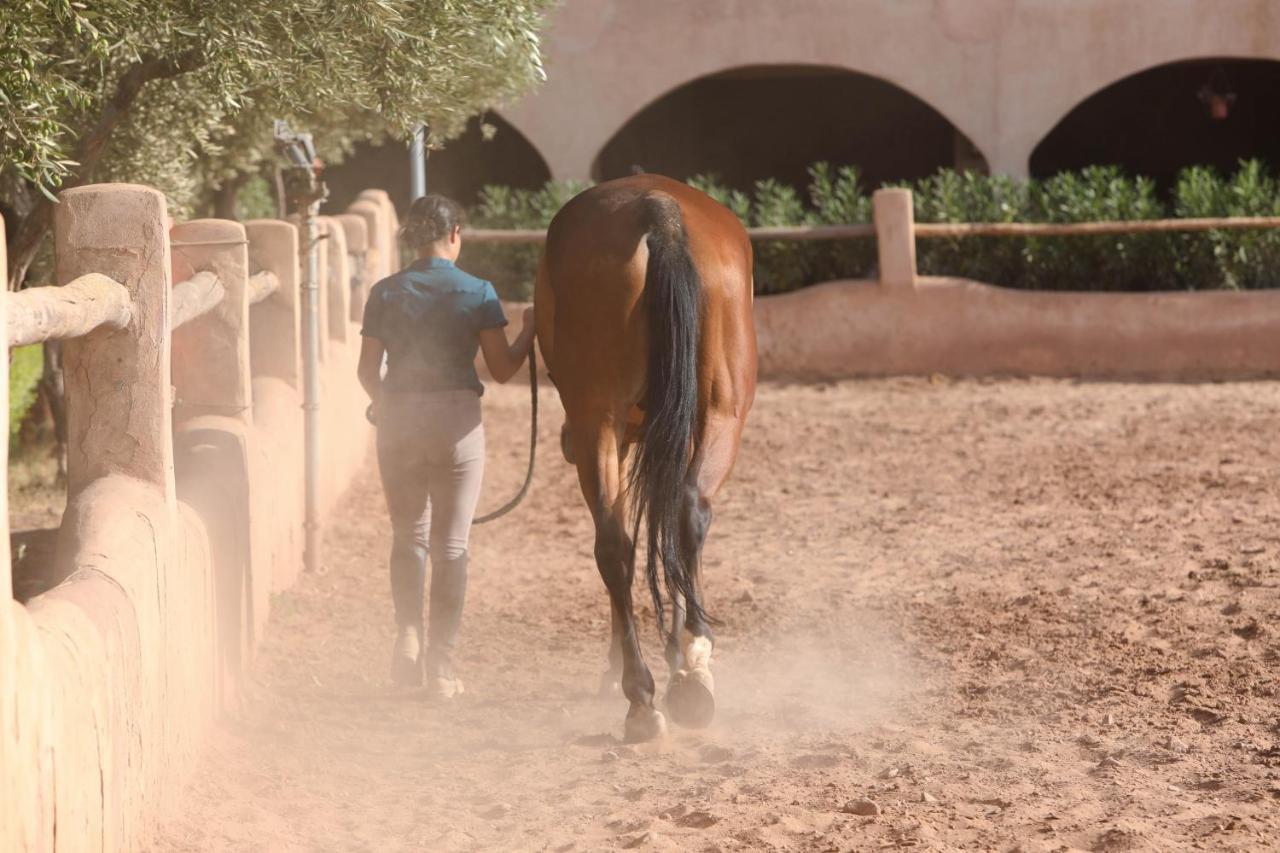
[474,346,537,524]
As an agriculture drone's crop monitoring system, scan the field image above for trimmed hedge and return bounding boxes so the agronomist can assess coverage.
[457,181,589,302]
[461,161,1280,300]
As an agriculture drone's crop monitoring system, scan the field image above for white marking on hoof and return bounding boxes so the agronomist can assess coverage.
[682,630,713,672]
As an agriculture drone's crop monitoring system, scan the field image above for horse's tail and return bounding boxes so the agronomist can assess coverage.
[629,193,702,634]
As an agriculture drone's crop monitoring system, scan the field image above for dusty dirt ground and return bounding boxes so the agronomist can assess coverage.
[153,378,1280,852]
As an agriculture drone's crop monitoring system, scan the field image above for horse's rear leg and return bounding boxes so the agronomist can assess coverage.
[666,414,743,728]
[573,424,666,742]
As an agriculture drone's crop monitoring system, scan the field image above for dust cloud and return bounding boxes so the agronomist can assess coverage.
[157,377,1280,851]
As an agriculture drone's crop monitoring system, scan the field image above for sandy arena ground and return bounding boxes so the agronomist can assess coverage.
[153,377,1280,852]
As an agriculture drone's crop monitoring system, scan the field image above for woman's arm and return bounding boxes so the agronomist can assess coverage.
[479,306,536,384]
[358,335,386,408]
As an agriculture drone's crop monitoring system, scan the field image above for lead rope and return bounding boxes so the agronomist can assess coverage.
[473,346,537,524]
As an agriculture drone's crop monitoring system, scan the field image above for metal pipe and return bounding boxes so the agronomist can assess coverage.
[302,204,323,574]
[409,125,426,201]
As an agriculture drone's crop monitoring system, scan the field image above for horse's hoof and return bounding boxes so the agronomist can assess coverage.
[666,668,716,729]
[598,670,622,699]
[624,706,668,743]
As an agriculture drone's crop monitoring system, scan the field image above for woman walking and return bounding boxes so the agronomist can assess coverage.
[358,194,536,697]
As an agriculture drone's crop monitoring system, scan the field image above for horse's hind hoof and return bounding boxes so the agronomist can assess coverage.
[666,668,716,729]
[624,706,668,743]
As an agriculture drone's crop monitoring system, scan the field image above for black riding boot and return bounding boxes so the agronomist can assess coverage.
[424,553,468,695]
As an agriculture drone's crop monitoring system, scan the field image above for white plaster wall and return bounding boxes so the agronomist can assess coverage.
[501,0,1280,179]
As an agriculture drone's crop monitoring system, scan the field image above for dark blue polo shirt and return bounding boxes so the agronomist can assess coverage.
[360,257,508,395]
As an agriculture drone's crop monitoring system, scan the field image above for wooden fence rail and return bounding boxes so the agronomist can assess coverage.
[464,215,1280,245]
[247,270,279,305]
[7,273,132,347]
[914,216,1280,238]
[170,270,225,331]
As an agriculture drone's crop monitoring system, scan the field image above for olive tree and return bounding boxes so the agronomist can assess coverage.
[1,0,551,288]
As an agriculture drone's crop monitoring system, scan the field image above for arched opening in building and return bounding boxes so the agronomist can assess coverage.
[1031,58,1280,191]
[593,65,985,194]
[322,113,551,215]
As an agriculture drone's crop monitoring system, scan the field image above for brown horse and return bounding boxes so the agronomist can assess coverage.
[535,174,757,742]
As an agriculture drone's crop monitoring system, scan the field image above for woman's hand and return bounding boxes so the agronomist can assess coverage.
[358,335,386,414]
[521,305,536,356]
[480,305,537,383]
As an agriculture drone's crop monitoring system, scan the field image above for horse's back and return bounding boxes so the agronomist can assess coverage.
[545,175,750,298]
[538,175,755,412]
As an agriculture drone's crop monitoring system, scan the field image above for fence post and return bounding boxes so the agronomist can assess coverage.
[335,214,370,322]
[0,212,10,612]
[349,199,388,280]
[245,221,301,391]
[56,185,174,499]
[357,189,400,274]
[873,188,917,290]
[170,218,257,704]
[244,220,305,593]
[0,211,15,845]
[318,216,351,345]
[170,220,251,423]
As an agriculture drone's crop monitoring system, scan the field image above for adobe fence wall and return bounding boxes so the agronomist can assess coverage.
[0,183,391,850]
[753,276,1280,381]
[752,189,1280,380]
[477,187,1280,381]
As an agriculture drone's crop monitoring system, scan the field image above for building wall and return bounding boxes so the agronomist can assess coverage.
[499,0,1280,181]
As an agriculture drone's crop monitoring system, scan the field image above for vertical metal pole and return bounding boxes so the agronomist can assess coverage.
[410,125,427,201]
[302,203,322,573]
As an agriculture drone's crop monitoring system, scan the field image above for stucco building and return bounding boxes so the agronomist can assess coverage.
[325,0,1280,212]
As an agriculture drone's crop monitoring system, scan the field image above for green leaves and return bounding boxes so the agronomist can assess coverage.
[460,179,590,301]
[1171,162,1280,290]
[692,165,877,293]
[459,160,1280,297]
[8,344,42,453]
[1,0,552,232]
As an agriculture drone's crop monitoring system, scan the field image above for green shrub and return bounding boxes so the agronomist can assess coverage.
[906,169,1033,287]
[9,344,43,454]
[743,179,812,294]
[463,160,1280,295]
[460,180,590,301]
[804,163,876,284]
[238,175,279,221]
[1021,167,1172,291]
[693,164,877,293]
[1173,161,1280,290]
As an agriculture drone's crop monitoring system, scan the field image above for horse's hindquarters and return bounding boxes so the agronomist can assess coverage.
[537,174,757,742]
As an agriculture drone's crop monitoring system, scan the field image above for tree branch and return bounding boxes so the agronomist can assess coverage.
[7,50,205,289]
[75,50,205,181]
